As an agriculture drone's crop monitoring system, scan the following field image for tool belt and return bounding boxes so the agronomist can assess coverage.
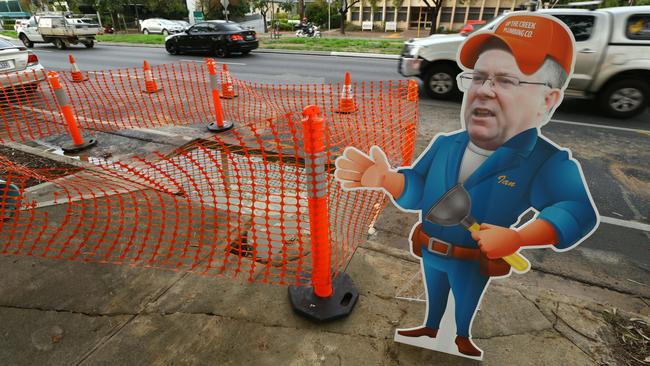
[410,223,511,277]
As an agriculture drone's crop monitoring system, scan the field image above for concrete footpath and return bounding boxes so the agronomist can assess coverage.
[0,88,648,365]
[1,235,645,365]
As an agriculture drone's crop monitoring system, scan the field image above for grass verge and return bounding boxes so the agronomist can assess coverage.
[96,34,403,54]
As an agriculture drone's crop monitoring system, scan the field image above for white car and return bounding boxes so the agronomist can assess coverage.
[0,38,45,91]
[140,18,185,35]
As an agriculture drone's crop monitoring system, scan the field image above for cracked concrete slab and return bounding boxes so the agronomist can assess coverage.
[0,254,183,314]
[0,307,131,366]
[81,313,388,366]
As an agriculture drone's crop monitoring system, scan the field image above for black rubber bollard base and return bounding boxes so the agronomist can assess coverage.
[207,120,234,132]
[62,138,97,153]
[220,94,238,99]
[288,272,359,322]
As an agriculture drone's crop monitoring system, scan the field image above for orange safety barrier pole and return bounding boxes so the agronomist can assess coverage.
[142,60,162,94]
[335,71,357,114]
[407,79,419,102]
[288,105,359,322]
[205,59,234,132]
[68,55,88,83]
[46,71,97,153]
[220,64,237,99]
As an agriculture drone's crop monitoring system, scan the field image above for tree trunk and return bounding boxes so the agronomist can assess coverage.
[299,0,305,19]
[340,12,346,34]
[428,6,440,35]
[262,14,268,33]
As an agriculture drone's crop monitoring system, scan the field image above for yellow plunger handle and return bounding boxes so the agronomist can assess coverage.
[468,223,530,272]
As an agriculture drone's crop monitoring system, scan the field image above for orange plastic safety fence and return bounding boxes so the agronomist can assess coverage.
[0,62,418,286]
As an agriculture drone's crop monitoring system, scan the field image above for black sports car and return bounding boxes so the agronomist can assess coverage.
[164,21,258,57]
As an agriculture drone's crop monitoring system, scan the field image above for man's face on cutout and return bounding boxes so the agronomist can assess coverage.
[462,49,551,151]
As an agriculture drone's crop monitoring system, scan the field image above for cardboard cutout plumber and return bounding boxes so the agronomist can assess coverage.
[334,12,599,359]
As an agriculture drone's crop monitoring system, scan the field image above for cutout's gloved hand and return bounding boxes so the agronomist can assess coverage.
[334,146,404,198]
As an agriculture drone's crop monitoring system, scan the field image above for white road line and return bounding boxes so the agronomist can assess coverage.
[15,105,124,128]
[600,215,650,232]
[180,59,246,66]
[549,118,650,134]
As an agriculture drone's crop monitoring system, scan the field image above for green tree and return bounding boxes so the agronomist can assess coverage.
[337,0,360,34]
[142,0,187,19]
[422,0,443,35]
[251,0,271,32]
[305,0,340,28]
[367,0,378,22]
[279,0,293,14]
[391,0,404,22]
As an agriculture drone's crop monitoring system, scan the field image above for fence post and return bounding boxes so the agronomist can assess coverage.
[47,71,97,153]
[206,59,234,133]
[288,105,359,322]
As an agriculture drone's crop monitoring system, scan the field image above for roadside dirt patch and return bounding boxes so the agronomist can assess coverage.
[610,161,650,200]
[0,146,82,188]
[602,309,649,366]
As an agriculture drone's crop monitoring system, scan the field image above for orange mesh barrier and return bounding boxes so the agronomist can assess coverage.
[0,61,418,286]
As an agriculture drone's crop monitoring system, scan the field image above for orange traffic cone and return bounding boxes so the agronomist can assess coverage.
[142,60,161,94]
[68,55,88,83]
[220,64,237,99]
[336,71,357,114]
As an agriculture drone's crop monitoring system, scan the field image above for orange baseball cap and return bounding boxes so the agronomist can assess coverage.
[459,13,574,75]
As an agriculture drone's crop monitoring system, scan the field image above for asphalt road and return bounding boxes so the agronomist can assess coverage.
[28,42,650,131]
[24,43,650,295]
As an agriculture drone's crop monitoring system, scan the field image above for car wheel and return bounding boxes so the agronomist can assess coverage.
[83,40,94,48]
[241,50,251,55]
[19,34,33,48]
[598,79,649,119]
[53,38,67,50]
[162,29,169,36]
[143,29,149,34]
[423,64,460,100]
[214,46,229,58]
[166,42,179,55]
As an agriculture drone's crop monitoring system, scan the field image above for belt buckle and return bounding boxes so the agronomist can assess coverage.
[428,238,452,257]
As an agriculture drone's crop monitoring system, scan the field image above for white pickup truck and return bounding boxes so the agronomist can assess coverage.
[17,15,101,50]
[399,6,650,118]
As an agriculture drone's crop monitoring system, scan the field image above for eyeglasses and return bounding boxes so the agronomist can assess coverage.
[457,72,551,92]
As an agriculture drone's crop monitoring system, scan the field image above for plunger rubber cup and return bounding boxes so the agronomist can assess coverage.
[62,138,97,153]
[288,272,359,322]
[207,121,234,133]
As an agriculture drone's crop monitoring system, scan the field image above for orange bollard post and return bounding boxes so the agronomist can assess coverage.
[407,79,419,102]
[288,105,359,322]
[68,55,88,83]
[220,64,238,99]
[47,71,97,153]
[142,60,161,94]
[335,71,357,114]
[205,59,234,132]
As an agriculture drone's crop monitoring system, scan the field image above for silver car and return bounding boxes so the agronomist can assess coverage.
[140,18,185,35]
[0,38,45,91]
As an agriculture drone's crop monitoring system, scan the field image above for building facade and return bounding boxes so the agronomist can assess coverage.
[346,0,529,32]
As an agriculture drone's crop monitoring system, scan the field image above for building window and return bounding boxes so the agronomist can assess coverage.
[362,7,371,21]
[440,7,453,23]
[468,7,481,20]
[351,10,360,21]
[373,9,383,22]
[626,14,650,40]
[454,8,467,23]
[397,7,407,22]
[553,14,594,42]
[482,7,496,20]
[498,8,510,16]
[386,7,395,21]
